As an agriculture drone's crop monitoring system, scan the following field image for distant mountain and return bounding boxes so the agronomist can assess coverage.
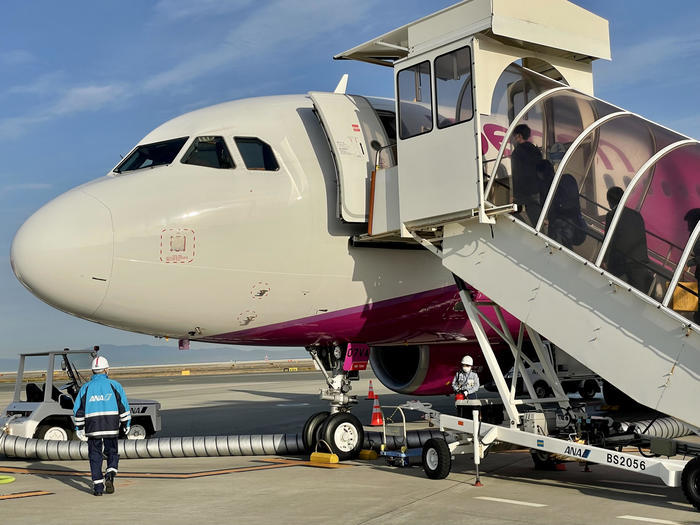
[0,344,309,372]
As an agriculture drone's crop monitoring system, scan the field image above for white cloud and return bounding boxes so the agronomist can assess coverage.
[49,84,129,116]
[0,49,35,66]
[0,114,51,139]
[144,0,372,92]
[6,71,67,96]
[597,35,700,90]
[0,83,129,139]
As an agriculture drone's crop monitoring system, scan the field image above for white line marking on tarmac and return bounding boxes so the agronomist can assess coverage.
[275,403,310,407]
[617,516,682,524]
[474,497,547,507]
[600,479,665,488]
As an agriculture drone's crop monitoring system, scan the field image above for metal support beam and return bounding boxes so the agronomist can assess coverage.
[525,327,570,408]
[454,279,520,426]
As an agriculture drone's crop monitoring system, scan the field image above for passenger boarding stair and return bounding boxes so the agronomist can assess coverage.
[438,212,700,428]
[334,0,700,428]
[403,79,700,428]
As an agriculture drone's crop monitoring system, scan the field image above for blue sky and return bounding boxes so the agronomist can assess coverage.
[0,0,699,359]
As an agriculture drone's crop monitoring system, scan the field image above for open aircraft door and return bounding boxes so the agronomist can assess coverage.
[309,92,391,223]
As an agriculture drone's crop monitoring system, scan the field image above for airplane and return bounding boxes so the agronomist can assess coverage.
[9,88,518,458]
[9,0,699,465]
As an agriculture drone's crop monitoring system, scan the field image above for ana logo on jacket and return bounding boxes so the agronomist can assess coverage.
[88,393,112,402]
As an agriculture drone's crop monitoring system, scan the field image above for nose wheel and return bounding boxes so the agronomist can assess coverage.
[320,412,364,461]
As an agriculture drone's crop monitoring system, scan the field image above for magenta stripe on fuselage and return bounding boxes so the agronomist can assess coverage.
[203,285,518,347]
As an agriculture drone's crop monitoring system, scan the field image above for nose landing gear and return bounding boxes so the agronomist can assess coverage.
[304,345,365,460]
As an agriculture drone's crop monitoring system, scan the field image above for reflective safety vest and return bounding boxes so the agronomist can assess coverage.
[73,374,131,438]
[452,370,480,396]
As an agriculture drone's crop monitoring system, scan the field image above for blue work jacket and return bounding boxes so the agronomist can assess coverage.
[73,374,131,438]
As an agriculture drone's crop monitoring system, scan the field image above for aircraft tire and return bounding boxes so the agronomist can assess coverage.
[681,456,700,511]
[320,412,364,461]
[302,411,329,453]
[422,438,451,479]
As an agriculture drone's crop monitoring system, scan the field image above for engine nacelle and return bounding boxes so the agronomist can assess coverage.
[370,343,512,395]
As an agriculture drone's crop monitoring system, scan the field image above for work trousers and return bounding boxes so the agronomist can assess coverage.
[88,437,119,492]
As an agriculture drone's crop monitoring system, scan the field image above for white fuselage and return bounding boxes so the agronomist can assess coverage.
[11,94,460,347]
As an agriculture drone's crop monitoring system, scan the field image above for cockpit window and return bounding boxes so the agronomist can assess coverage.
[181,136,234,169]
[114,137,188,173]
[234,137,279,171]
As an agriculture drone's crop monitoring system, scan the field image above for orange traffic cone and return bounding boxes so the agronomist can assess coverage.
[366,380,377,400]
[370,397,384,426]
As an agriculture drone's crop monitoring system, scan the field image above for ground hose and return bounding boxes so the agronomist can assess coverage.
[622,417,694,439]
[0,430,447,461]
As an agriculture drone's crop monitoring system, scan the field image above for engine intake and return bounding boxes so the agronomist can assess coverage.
[370,343,508,395]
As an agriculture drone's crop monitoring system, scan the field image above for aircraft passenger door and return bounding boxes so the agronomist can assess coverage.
[309,92,391,223]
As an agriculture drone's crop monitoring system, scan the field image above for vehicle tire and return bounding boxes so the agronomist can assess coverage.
[126,424,147,440]
[320,412,364,461]
[578,379,599,400]
[35,424,71,441]
[533,380,552,399]
[681,456,700,511]
[530,450,557,471]
[302,411,329,453]
[422,438,451,479]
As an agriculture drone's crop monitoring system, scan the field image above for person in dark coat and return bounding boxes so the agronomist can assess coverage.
[511,124,543,226]
[603,186,652,292]
[535,160,581,248]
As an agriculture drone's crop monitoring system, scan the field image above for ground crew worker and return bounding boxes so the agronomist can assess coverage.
[73,356,131,496]
[452,355,480,398]
[452,355,480,418]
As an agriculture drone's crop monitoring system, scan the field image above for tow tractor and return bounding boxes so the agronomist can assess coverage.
[0,348,161,441]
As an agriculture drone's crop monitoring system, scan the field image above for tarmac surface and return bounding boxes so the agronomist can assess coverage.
[1,372,698,524]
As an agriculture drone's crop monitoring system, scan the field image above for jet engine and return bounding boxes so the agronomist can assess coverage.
[369,343,512,396]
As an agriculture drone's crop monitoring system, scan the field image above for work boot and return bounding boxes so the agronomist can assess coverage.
[105,474,115,494]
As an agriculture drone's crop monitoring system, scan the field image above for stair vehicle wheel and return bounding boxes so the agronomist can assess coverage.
[302,411,330,453]
[320,412,364,461]
[533,380,552,399]
[578,379,599,400]
[681,456,700,511]
[35,424,71,441]
[126,423,147,440]
[422,438,451,479]
[530,450,557,470]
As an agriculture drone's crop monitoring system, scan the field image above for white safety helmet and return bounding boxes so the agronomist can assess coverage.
[461,355,473,366]
[91,356,109,372]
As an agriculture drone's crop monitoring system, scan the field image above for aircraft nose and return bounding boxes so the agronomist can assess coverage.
[11,189,113,317]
